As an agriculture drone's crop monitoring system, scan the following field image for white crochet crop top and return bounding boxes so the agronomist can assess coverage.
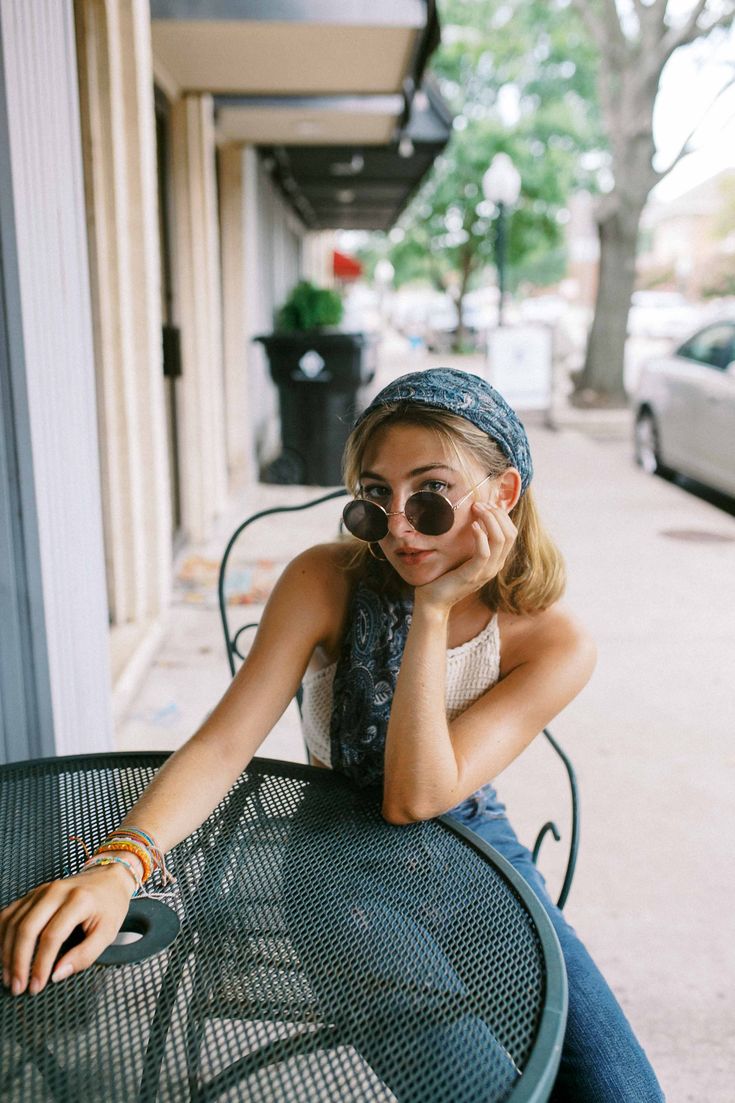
[300,613,501,768]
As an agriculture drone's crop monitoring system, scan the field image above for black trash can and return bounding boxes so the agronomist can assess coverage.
[254,331,376,485]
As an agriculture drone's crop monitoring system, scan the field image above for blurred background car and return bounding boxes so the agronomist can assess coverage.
[633,319,735,496]
[423,293,459,351]
[518,293,567,326]
[627,290,704,341]
[424,287,500,352]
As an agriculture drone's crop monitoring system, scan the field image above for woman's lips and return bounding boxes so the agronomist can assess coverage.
[395,549,434,565]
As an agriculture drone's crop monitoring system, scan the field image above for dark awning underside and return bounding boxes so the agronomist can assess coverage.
[251,80,452,231]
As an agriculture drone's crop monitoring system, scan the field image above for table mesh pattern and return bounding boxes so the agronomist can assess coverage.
[1,756,547,1103]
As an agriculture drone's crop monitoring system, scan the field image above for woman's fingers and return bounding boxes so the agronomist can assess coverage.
[2,889,52,991]
[47,917,121,990]
[415,499,519,608]
[5,885,78,994]
[31,900,118,993]
[473,503,517,573]
[1,894,35,988]
[2,877,127,995]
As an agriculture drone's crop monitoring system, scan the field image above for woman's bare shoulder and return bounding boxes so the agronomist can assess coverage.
[287,540,360,587]
[498,602,596,676]
[278,540,360,646]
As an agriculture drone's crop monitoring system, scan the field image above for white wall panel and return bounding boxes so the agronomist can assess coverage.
[0,0,112,755]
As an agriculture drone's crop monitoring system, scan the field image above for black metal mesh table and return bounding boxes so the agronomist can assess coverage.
[0,754,567,1103]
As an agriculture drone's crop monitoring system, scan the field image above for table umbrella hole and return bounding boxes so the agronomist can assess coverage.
[112,930,143,946]
[97,898,181,966]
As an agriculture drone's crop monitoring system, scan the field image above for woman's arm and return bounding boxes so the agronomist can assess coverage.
[0,543,350,995]
[382,603,596,823]
[115,544,344,853]
[382,503,596,823]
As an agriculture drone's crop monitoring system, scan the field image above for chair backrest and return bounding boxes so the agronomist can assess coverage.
[218,489,579,910]
[218,488,348,678]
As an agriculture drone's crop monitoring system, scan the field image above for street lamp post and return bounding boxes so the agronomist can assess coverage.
[374,258,395,322]
[481,153,521,328]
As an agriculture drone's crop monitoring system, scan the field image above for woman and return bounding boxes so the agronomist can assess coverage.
[1,368,663,1101]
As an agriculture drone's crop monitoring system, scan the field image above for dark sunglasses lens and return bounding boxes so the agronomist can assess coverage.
[343,500,388,541]
[405,492,455,535]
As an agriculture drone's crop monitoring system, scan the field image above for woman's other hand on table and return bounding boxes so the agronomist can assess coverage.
[0,863,135,996]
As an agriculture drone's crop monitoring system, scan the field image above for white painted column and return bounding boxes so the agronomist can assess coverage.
[75,0,172,657]
[219,142,255,482]
[171,93,228,542]
[303,231,336,288]
[0,0,112,755]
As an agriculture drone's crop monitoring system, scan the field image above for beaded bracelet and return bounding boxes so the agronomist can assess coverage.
[80,855,142,895]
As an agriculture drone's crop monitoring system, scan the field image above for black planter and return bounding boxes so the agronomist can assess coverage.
[254,330,376,486]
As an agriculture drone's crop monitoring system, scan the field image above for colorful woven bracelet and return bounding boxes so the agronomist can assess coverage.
[99,834,153,864]
[95,839,153,882]
[96,840,152,882]
[106,828,161,871]
[107,826,176,887]
[81,855,142,895]
[112,826,158,851]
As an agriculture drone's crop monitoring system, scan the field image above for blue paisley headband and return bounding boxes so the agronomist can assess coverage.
[354,368,533,494]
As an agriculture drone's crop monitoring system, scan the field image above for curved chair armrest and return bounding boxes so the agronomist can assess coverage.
[532,727,580,911]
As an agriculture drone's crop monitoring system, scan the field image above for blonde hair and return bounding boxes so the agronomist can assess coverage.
[341,402,565,615]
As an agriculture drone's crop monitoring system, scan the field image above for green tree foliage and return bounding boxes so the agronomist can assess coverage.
[361,0,606,345]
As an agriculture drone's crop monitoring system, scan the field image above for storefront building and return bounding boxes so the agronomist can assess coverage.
[0,0,450,763]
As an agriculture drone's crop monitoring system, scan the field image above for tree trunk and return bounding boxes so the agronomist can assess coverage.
[573,203,642,406]
[452,248,475,352]
[455,295,466,352]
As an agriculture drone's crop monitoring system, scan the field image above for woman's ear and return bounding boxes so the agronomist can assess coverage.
[494,469,522,512]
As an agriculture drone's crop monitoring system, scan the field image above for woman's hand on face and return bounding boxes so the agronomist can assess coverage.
[0,865,134,997]
[414,500,518,613]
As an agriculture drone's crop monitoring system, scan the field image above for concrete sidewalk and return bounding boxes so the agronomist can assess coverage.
[117,347,735,1102]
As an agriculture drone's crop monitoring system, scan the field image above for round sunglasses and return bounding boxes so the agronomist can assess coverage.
[343,474,493,542]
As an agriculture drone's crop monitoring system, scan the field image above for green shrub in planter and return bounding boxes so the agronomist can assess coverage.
[275,280,343,333]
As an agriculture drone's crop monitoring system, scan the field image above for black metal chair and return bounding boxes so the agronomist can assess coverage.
[218,489,579,910]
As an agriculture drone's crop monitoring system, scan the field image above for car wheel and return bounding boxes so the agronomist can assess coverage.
[634,410,670,477]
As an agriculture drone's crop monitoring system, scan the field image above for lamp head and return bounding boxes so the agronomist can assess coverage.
[482,153,521,207]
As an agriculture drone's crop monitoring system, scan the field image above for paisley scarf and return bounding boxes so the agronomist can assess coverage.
[329,564,412,787]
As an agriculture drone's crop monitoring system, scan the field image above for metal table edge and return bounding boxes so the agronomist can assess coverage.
[0,750,175,772]
[0,753,361,783]
[438,814,568,1103]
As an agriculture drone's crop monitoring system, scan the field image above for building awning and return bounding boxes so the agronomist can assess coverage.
[333,250,363,280]
[150,0,449,232]
[151,1,439,143]
[256,78,452,231]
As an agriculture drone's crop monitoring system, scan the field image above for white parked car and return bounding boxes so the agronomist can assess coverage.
[633,320,735,496]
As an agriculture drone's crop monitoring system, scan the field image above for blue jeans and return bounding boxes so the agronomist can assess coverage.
[447,784,665,1102]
